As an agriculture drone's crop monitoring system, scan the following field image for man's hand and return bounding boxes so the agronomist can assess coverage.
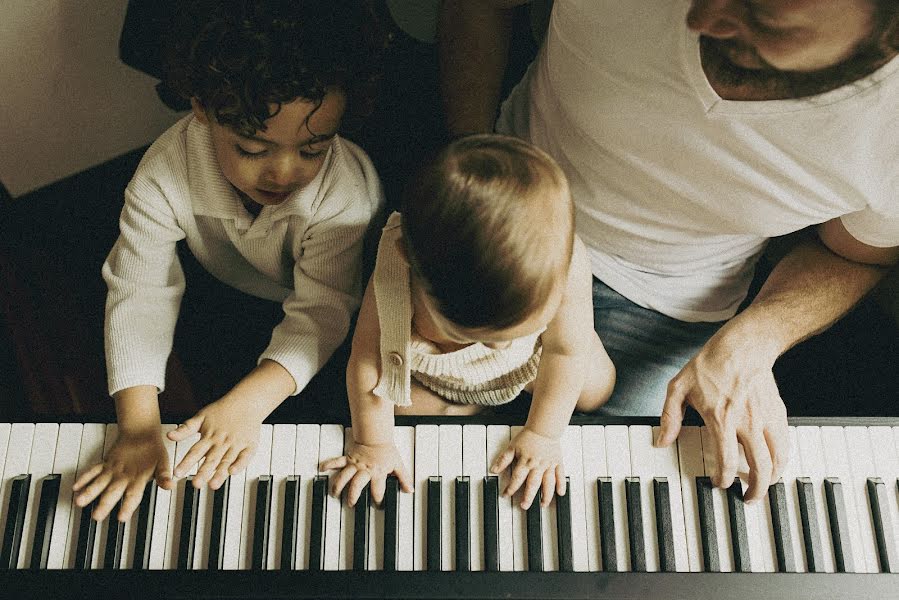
[655,324,789,503]
[491,427,567,509]
[72,429,173,522]
[320,442,413,506]
[168,396,263,490]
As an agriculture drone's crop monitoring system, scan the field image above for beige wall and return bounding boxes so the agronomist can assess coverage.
[0,0,181,196]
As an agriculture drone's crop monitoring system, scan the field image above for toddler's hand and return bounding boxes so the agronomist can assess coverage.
[72,429,173,522]
[320,442,413,507]
[491,427,566,509]
[168,397,261,489]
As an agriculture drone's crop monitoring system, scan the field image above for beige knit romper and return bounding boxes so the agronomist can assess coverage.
[371,212,543,407]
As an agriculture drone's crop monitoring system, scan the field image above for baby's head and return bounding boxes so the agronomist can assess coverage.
[401,134,574,341]
[164,1,386,206]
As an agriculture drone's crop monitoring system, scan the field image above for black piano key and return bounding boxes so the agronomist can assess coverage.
[30,474,61,570]
[455,476,470,572]
[796,477,824,573]
[556,476,573,573]
[383,476,399,571]
[74,500,98,570]
[352,483,370,571]
[252,475,272,570]
[426,476,442,571]
[726,478,751,573]
[696,476,719,572]
[0,473,30,570]
[824,477,853,573]
[653,477,676,572]
[208,478,230,571]
[483,476,499,572]
[308,475,328,571]
[597,477,617,572]
[280,476,299,571]
[768,480,796,573]
[526,492,543,572]
[867,477,896,573]
[132,483,157,570]
[625,477,645,572]
[177,476,201,570]
[103,500,126,569]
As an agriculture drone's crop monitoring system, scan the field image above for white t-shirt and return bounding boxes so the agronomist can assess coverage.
[103,115,383,396]
[497,0,899,321]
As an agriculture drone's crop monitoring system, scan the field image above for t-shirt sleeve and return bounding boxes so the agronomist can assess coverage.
[840,202,899,248]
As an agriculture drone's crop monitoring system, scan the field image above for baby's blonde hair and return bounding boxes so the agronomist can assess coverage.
[401,134,574,330]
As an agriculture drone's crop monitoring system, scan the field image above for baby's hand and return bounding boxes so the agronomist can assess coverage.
[72,429,173,522]
[491,427,566,509]
[168,397,261,490]
[320,442,413,507]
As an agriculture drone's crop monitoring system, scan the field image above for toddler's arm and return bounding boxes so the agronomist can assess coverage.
[320,278,413,506]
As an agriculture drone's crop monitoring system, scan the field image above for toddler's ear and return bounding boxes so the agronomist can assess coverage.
[190,97,209,124]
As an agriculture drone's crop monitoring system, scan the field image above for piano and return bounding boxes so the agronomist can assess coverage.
[0,416,897,599]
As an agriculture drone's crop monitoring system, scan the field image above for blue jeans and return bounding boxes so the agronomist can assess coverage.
[592,279,726,416]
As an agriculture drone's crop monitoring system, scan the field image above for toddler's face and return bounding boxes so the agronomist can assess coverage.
[193,90,346,207]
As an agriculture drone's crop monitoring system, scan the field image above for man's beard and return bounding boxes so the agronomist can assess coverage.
[700,35,893,99]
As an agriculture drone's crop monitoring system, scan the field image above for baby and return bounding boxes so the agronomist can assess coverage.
[323,134,616,509]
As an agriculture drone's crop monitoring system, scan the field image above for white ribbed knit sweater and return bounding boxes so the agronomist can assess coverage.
[371,212,542,407]
[102,115,383,396]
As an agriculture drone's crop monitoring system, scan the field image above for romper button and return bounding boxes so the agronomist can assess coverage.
[388,352,403,366]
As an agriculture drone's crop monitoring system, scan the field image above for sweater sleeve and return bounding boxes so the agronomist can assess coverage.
[260,145,384,395]
[102,179,186,395]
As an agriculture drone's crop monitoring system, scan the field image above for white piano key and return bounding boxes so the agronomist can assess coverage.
[318,424,343,571]
[845,427,880,573]
[267,424,296,570]
[652,426,689,572]
[1,423,35,565]
[462,424,487,571]
[193,468,215,570]
[64,423,105,568]
[339,427,355,571]
[486,425,513,571]
[796,426,836,573]
[561,426,588,572]
[18,423,58,568]
[46,423,82,569]
[780,427,807,573]
[148,425,177,569]
[509,426,527,571]
[629,425,659,572]
[414,425,439,571]
[439,425,462,572]
[580,425,607,571]
[821,426,868,572]
[700,426,734,572]
[605,425,631,572]
[293,424,320,571]
[676,426,704,572]
[869,426,899,567]
[736,444,771,572]
[394,426,415,572]
[165,429,200,570]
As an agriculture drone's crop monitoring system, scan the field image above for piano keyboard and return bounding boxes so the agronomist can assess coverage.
[0,417,897,599]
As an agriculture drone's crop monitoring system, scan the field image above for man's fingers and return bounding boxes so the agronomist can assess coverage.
[740,431,773,503]
[73,463,104,492]
[713,422,740,489]
[657,382,687,447]
[765,422,790,483]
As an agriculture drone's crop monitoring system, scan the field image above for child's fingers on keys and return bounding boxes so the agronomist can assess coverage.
[490,447,515,474]
[193,445,229,488]
[209,447,240,489]
[72,463,104,491]
[167,417,203,441]
[395,463,414,493]
[174,438,213,478]
[346,471,372,507]
[93,479,129,521]
[155,463,174,490]
[521,469,544,510]
[503,462,530,498]
[228,448,253,475]
[75,470,113,507]
[370,474,386,505]
[540,469,556,507]
[319,456,348,471]
[555,464,566,496]
[330,464,358,498]
[118,480,147,522]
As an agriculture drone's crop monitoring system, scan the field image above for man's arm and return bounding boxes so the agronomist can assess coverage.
[437,0,529,136]
[658,217,898,503]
